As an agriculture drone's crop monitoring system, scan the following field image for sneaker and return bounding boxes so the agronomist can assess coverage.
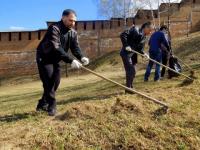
[47,101,57,116]
[36,99,48,111]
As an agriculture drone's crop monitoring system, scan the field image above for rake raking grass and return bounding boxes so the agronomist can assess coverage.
[174,55,197,79]
[80,65,168,110]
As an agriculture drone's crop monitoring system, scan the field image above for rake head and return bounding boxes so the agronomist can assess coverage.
[189,70,198,79]
[153,106,168,118]
[179,78,194,86]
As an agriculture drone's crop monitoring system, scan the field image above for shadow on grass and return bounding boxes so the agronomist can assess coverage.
[57,92,124,106]
[0,91,41,103]
[174,37,200,58]
[87,51,120,70]
[59,76,123,93]
[57,77,124,106]
[0,111,39,123]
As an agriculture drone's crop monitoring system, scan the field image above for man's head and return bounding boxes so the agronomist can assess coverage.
[62,9,77,29]
[160,25,168,34]
[141,22,152,35]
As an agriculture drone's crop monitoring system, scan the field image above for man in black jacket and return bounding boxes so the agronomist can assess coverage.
[120,22,152,94]
[36,9,89,116]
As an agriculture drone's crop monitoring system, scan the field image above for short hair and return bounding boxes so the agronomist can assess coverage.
[62,9,77,17]
[141,22,152,29]
[160,25,168,31]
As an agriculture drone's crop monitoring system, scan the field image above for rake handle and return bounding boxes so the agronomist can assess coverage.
[81,66,168,107]
[131,50,194,81]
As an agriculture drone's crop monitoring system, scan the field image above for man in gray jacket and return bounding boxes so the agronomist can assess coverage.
[36,9,89,116]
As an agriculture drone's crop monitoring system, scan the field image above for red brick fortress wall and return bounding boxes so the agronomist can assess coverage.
[0,0,199,79]
[0,20,129,78]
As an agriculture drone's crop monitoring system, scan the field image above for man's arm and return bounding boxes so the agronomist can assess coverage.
[120,29,130,48]
[160,32,170,52]
[129,28,145,54]
[148,36,152,46]
[120,27,142,52]
[70,32,83,61]
[50,25,74,63]
[138,43,145,54]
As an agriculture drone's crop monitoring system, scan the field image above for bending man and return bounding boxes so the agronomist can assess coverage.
[120,22,152,94]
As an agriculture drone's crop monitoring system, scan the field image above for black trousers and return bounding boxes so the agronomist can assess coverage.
[121,54,136,88]
[37,59,61,105]
[161,52,168,77]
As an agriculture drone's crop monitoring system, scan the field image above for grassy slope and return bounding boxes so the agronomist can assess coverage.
[0,32,200,150]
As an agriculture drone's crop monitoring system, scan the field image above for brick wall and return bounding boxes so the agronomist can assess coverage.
[191,10,200,32]
[0,26,125,78]
[0,0,200,79]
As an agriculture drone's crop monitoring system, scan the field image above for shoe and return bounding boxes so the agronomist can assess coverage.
[144,79,148,82]
[154,79,160,82]
[36,99,48,111]
[47,101,57,116]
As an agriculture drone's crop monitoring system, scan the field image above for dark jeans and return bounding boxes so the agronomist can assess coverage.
[37,58,61,105]
[161,52,168,77]
[121,54,136,88]
[144,51,162,81]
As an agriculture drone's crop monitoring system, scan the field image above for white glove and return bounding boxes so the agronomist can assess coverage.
[81,57,89,65]
[71,60,82,69]
[125,46,133,52]
[144,53,150,59]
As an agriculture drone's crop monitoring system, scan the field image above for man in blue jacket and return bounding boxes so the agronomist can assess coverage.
[120,22,152,94]
[144,25,170,82]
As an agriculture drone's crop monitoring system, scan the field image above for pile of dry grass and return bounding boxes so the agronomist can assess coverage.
[111,98,141,115]
[56,97,142,121]
[56,103,109,121]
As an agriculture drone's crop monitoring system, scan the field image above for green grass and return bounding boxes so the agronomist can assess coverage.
[0,32,200,149]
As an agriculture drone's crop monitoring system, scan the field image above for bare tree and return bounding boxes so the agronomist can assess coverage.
[160,0,181,28]
[141,0,158,29]
[94,0,180,30]
[141,0,180,29]
[94,0,142,28]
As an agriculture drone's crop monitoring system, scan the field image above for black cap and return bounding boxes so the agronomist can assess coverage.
[62,9,77,17]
